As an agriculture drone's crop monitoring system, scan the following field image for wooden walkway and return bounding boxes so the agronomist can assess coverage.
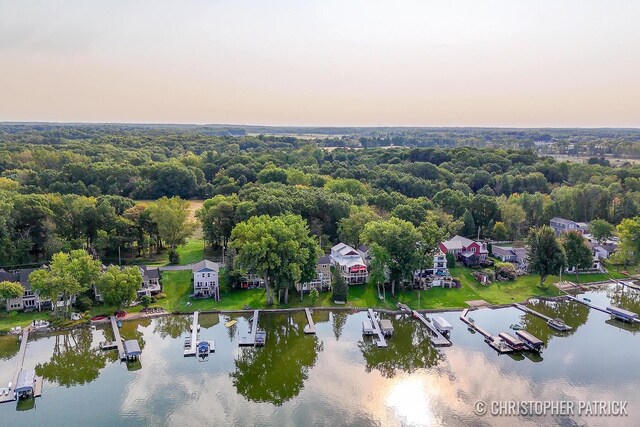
[566,295,640,324]
[413,310,451,346]
[239,310,260,346]
[110,316,126,361]
[183,311,200,357]
[513,303,573,331]
[615,279,640,292]
[304,308,316,334]
[0,327,44,404]
[367,309,388,348]
[460,310,515,353]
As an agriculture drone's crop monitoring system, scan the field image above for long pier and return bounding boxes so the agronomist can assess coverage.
[460,309,523,354]
[183,311,200,357]
[304,308,316,335]
[616,280,640,292]
[412,310,451,346]
[565,295,640,324]
[110,316,126,361]
[0,327,43,404]
[367,309,388,347]
[513,303,573,331]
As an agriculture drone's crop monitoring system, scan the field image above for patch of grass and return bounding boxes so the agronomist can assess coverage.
[0,311,52,332]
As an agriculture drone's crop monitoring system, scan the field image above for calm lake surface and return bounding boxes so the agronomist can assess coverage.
[1,283,639,426]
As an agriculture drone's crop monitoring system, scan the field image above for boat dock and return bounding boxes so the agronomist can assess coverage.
[565,295,640,324]
[239,310,265,346]
[0,328,44,404]
[513,303,573,331]
[460,309,492,339]
[412,310,451,346]
[304,308,316,335]
[183,311,200,357]
[616,280,640,292]
[110,316,127,360]
[366,309,388,347]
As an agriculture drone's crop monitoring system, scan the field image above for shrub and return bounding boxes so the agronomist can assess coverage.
[169,251,180,264]
[495,262,517,281]
[74,296,93,312]
[140,295,153,308]
[155,292,167,300]
[446,252,456,268]
[309,288,320,305]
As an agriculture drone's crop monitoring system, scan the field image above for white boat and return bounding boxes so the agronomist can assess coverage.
[362,320,375,336]
[33,320,50,329]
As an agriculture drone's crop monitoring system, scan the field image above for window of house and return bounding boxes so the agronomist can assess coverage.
[472,247,476,252]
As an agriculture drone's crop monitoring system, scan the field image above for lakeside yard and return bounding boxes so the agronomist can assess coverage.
[0,265,630,332]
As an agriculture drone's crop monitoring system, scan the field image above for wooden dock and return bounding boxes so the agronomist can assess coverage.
[367,309,388,347]
[110,316,126,361]
[303,308,316,335]
[513,303,573,331]
[615,279,640,292]
[239,310,260,346]
[183,311,200,357]
[565,295,640,324]
[0,327,44,404]
[413,310,451,346]
[459,311,491,339]
[460,310,518,353]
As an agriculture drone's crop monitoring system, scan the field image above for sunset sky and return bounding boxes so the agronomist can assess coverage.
[1,0,639,127]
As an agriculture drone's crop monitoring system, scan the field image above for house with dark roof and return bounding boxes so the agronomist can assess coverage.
[137,266,161,298]
[296,255,332,293]
[492,246,529,269]
[192,260,220,300]
[330,243,368,284]
[550,217,588,236]
[2,267,50,312]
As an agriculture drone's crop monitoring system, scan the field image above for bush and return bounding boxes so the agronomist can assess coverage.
[446,252,456,268]
[169,250,180,264]
[495,262,517,281]
[74,296,93,312]
[155,292,167,300]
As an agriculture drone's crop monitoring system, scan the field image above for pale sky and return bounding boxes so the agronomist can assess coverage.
[1,0,639,127]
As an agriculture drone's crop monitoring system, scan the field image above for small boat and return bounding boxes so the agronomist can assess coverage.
[91,315,107,321]
[117,320,123,328]
[468,317,475,324]
[197,341,210,356]
[33,320,50,329]
[583,297,591,303]
[510,323,523,330]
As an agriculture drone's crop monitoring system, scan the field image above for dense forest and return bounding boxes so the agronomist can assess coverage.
[1,124,640,268]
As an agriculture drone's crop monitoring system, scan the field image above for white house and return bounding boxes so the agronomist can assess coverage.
[2,267,51,312]
[550,217,588,236]
[192,260,220,301]
[137,266,162,298]
[330,243,368,284]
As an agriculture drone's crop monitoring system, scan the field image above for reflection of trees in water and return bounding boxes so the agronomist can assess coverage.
[119,321,146,351]
[358,315,443,378]
[332,312,348,341]
[519,299,589,346]
[36,329,106,387]
[154,315,191,339]
[607,285,640,314]
[0,336,19,360]
[231,313,323,406]
[199,313,220,329]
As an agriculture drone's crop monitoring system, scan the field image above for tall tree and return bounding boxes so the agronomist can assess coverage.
[230,214,320,305]
[337,206,380,247]
[461,209,476,237]
[98,266,142,311]
[361,218,421,297]
[147,196,195,263]
[196,194,239,250]
[588,219,615,244]
[615,217,640,266]
[0,281,24,303]
[527,226,566,288]
[562,232,594,281]
[29,250,102,318]
[331,266,349,303]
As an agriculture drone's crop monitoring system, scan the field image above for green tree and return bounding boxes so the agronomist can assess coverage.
[499,199,526,240]
[337,206,380,247]
[562,232,594,281]
[98,266,142,311]
[461,209,476,237]
[197,194,239,250]
[331,266,348,302]
[309,288,320,305]
[0,281,24,303]
[589,219,615,244]
[527,226,566,288]
[230,214,320,305]
[147,196,196,263]
[615,217,640,266]
[492,222,509,241]
[361,218,421,297]
[29,250,102,319]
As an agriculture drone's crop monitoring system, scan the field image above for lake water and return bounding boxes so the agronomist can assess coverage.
[1,283,639,426]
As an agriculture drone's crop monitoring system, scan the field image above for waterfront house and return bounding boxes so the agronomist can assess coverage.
[550,217,588,236]
[137,266,161,298]
[296,255,332,293]
[330,243,368,284]
[492,246,529,269]
[2,267,50,312]
[439,235,488,266]
[192,260,220,300]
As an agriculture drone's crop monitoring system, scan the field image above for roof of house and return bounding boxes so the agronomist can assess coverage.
[15,369,35,393]
[192,260,219,273]
[492,246,516,257]
[357,244,369,253]
[19,269,37,290]
[318,255,331,265]
[551,217,588,228]
[513,247,529,258]
[139,265,160,280]
[331,243,360,257]
[0,269,19,283]
[123,340,142,356]
[441,235,475,250]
